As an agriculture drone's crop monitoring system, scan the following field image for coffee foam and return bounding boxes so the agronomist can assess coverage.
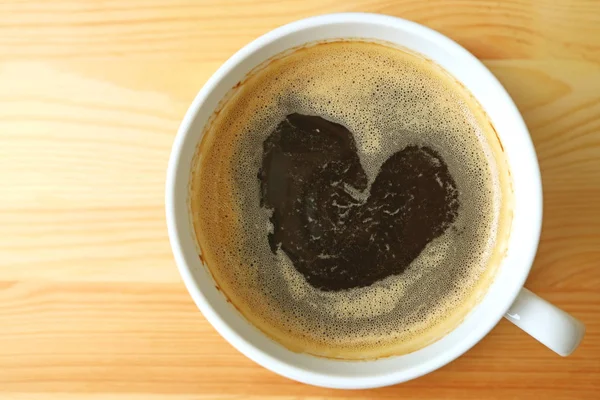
[189,40,512,359]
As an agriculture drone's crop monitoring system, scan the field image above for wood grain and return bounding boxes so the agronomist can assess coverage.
[1,1,599,399]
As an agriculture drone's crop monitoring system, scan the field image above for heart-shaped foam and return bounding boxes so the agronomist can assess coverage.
[259,114,459,291]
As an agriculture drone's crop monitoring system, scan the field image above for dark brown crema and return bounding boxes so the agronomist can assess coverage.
[189,40,512,359]
[259,113,460,291]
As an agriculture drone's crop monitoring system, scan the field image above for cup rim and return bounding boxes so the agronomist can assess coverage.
[166,12,543,388]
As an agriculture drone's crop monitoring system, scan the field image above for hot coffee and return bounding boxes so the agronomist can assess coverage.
[189,40,512,359]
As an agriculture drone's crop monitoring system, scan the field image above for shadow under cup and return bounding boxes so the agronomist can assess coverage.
[165,13,542,389]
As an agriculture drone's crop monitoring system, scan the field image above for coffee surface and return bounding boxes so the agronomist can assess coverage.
[260,114,459,291]
[189,40,512,359]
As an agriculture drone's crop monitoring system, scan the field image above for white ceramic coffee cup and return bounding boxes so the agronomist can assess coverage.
[166,13,585,389]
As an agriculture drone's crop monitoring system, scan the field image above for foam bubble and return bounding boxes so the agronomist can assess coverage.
[189,40,512,359]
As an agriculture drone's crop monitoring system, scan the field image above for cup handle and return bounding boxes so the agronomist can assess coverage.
[504,287,585,356]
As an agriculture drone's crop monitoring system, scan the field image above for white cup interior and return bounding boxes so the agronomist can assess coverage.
[166,13,543,389]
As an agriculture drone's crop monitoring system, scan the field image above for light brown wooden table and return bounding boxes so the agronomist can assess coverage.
[1,1,599,399]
